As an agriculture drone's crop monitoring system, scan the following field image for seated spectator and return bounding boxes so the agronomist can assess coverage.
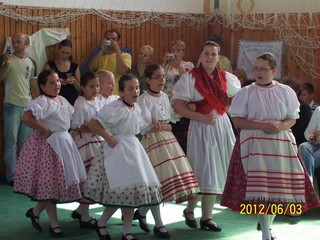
[44,39,80,105]
[281,76,312,145]
[233,68,248,87]
[129,45,154,94]
[299,82,319,113]
[88,29,132,95]
[298,106,320,183]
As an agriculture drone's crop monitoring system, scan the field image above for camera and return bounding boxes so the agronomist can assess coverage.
[104,39,112,52]
[166,53,175,60]
[6,47,12,54]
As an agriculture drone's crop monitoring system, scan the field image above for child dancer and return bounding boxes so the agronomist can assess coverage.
[135,64,199,238]
[70,71,105,228]
[221,53,320,240]
[14,69,86,238]
[96,70,119,105]
[84,74,162,240]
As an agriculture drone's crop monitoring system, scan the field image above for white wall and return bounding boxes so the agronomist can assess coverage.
[1,0,205,13]
[2,0,320,14]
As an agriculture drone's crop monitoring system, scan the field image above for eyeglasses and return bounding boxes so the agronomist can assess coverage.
[253,67,273,73]
[151,75,165,81]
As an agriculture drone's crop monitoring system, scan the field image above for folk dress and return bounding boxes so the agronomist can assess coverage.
[138,91,199,202]
[71,96,105,171]
[221,82,320,214]
[173,70,240,194]
[83,99,162,207]
[14,95,86,203]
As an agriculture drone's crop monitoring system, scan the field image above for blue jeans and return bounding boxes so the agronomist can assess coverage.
[298,142,320,182]
[3,103,32,182]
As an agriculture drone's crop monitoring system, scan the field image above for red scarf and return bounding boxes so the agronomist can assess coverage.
[190,64,229,115]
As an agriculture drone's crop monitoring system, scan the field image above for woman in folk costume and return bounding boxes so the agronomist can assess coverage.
[134,64,199,238]
[83,74,162,240]
[221,53,320,240]
[14,69,86,238]
[172,41,241,232]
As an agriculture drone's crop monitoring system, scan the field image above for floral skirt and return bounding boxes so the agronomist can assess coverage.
[14,131,83,203]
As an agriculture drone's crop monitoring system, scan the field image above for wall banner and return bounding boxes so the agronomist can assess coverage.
[237,40,283,80]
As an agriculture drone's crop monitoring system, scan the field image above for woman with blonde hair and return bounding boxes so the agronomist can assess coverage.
[129,45,154,94]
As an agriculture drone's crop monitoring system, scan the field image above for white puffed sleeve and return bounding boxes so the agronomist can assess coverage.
[172,72,195,102]
[229,87,250,118]
[95,100,124,129]
[225,71,241,97]
[137,94,153,135]
[24,96,55,120]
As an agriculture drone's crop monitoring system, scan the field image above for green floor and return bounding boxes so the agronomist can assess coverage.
[0,182,319,240]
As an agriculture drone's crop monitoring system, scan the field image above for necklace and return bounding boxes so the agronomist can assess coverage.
[122,99,134,108]
[148,88,161,94]
[44,93,58,98]
[256,81,273,86]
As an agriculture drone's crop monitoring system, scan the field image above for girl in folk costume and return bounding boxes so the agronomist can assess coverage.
[83,74,162,240]
[135,64,200,238]
[14,70,86,238]
[221,53,320,240]
[96,70,119,105]
[173,41,241,231]
[70,71,105,229]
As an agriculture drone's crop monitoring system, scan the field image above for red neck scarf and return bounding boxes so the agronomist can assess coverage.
[190,64,229,115]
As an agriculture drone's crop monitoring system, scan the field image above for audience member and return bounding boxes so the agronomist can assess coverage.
[299,82,319,113]
[162,40,194,102]
[233,68,248,87]
[88,29,132,95]
[281,76,312,145]
[162,39,194,152]
[0,32,37,185]
[298,106,320,183]
[173,41,240,232]
[14,69,86,238]
[221,53,319,240]
[44,39,80,105]
[129,45,154,94]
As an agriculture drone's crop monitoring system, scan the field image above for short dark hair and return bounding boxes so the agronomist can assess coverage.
[256,53,277,69]
[118,74,138,92]
[302,82,315,93]
[281,76,302,96]
[38,69,57,95]
[144,64,163,79]
[104,29,121,41]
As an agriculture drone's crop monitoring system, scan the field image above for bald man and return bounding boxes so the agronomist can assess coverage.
[0,32,37,185]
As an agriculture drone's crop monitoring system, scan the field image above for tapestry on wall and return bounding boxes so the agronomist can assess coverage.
[237,40,283,80]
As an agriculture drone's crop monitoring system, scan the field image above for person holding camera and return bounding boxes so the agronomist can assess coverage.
[88,29,132,95]
[0,32,38,185]
[162,40,194,152]
[162,40,194,103]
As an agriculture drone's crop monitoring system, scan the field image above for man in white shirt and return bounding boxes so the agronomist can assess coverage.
[0,32,37,185]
